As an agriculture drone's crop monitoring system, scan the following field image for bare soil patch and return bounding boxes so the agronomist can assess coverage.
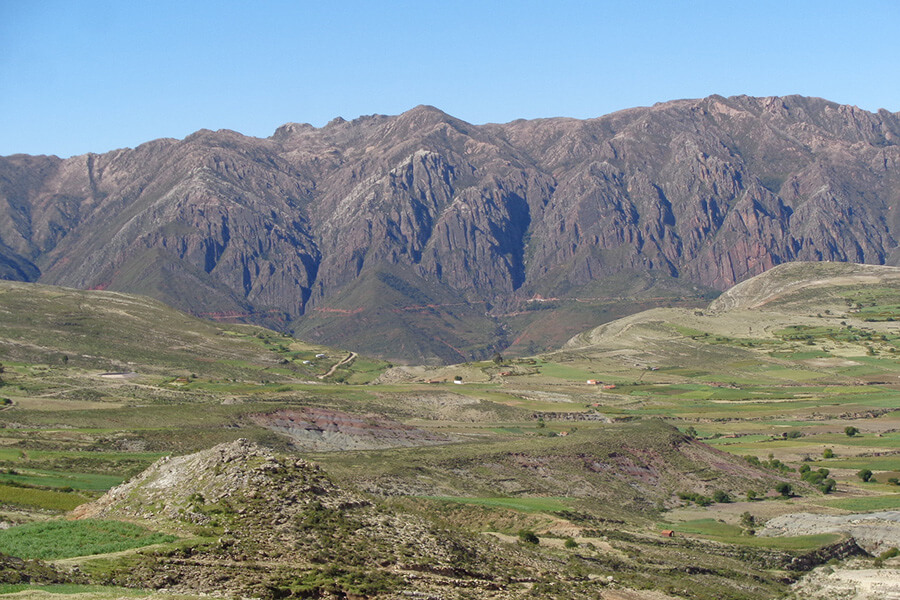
[250,407,451,451]
[793,560,900,600]
[760,510,900,554]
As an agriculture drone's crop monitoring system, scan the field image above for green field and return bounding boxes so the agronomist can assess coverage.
[0,484,88,512]
[814,494,900,511]
[0,469,123,491]
[0,585,150,596]
[0,519,176,560]
[671,519,841,550]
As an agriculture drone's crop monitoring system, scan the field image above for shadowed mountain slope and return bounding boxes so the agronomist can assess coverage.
[2,96,900,361]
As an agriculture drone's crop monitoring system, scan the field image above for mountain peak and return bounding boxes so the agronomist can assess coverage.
[4,95,900,363]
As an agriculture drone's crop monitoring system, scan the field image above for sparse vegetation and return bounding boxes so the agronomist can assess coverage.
[5,265,900,599]
[518,529,539,544]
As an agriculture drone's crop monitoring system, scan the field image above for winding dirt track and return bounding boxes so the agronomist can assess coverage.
[318,352,357,379]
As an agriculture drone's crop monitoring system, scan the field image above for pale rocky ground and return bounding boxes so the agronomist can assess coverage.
[759,511,900,555]
[791,559,900,599]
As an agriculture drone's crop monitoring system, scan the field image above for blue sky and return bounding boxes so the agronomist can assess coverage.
[1,0,898,158]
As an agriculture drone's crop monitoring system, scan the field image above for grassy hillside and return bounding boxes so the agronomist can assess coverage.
[3,267,900,598]
[0,280,387,381]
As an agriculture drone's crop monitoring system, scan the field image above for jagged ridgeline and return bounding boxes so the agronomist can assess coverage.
[2,95,900,362]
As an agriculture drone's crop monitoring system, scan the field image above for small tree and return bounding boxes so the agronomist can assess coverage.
[491,353,504,365]
[746,490,758,501]
[740,511,756,528]
[845,426,859,437]
[775,482,792,497]
[712,490,731,503]
[857,469,873,482]
[823,448,834,459]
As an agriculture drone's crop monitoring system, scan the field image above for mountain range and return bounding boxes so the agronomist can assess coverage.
[2,94,899,362]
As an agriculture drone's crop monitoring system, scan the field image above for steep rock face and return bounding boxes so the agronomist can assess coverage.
[2,96,900,360]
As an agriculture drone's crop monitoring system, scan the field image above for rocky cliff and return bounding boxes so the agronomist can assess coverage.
[2,95,899,362]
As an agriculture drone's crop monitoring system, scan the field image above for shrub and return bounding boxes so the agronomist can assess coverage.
[740,512,756,528]
[712,490,731,503]
[857,469,873,482]
[823,448,834,459]
[677,491,712,506]
[775,482,792,497]
[802,470,825,485]
[518,529,539,544]
[845,426,859,437]
[564,537,578,549]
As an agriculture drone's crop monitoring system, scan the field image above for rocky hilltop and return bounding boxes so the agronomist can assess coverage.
[2,95,899,361]
[69,439,595,599]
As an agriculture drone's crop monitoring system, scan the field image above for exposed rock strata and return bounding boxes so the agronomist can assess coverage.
[2,95,900,360]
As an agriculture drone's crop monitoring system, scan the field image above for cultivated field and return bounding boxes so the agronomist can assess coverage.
[2,264,900,598]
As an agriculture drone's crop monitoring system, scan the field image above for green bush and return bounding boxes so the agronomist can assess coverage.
[712,490,731,503]
[740,511,756,528]
[677,491,713,506]
[518,529,539,544]
[775,482,792,497]
[819,478,837,494]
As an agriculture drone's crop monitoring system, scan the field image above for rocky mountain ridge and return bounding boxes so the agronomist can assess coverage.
[2,95,899,362]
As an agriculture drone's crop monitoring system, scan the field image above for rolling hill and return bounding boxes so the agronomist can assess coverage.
[2,266,900,598]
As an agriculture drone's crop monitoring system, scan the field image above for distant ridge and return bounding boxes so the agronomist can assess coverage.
[2,95,900,362]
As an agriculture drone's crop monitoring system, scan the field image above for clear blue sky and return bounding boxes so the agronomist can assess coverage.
[2,0,898,158]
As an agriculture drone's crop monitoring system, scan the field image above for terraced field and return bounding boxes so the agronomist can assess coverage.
[1,264,900,598]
